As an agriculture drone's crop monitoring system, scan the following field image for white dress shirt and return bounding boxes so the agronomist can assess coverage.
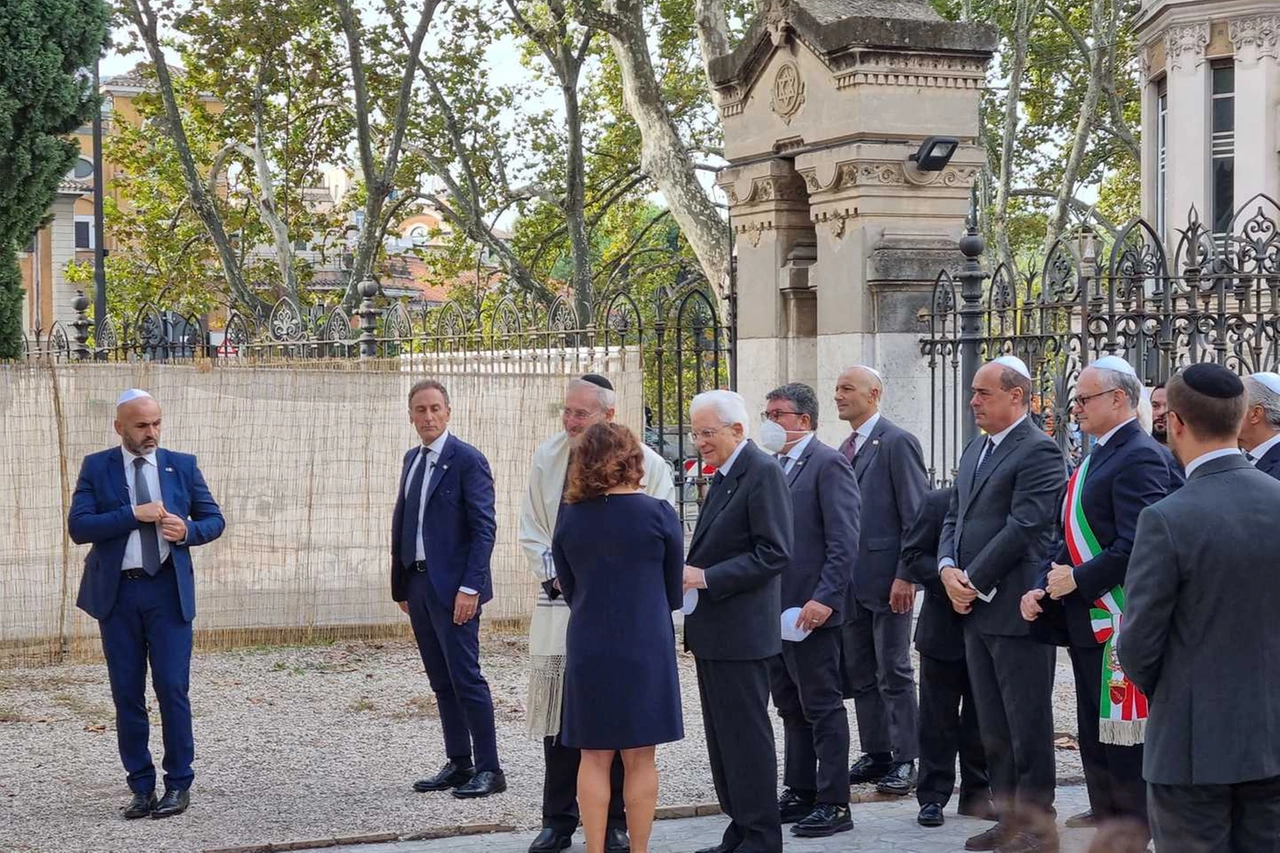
[122,447,170,570]
[1184,447,1243,478]
[778,432,815,472]
[1095,416,1136,448]
[404,430,477,596]
[1247,433,1280,467]
[715,438,750,477]
[851,411,882,455]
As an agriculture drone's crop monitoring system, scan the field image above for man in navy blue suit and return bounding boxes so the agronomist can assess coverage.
[1239,372,1280,480]
[1021,357,1174,839]
[68,389,225,820]
[392,379,505,799]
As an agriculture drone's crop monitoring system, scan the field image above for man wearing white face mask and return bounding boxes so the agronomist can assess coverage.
[761,384,862,838]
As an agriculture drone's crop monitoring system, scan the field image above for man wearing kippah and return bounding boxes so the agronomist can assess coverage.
[1019,356,1176,841]
[518,375,675,853]
[1238,372,1280,480]
[67,390,225,820]
[1120,363,1280,852]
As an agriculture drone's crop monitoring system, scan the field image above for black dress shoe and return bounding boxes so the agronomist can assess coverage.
[150,788,190,819]
[1063,808,1097,828]
[778,787,816,823]
[958,796,999,821]
[847,753,894,784]
[605,827,631,853]
[965,822,1011,851]
[875,761,916,795]
[123,791,157,820]
[790,803,853,838]
[917,802,945,827]
[528,827,573,853]
[413,760,476,792]
[452,769,507,799]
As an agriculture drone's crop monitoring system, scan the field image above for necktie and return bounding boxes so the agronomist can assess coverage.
[399,449,429,566]
[843,433,858,463]
[777,454,792,473]
[975,437,995,475]
[132,457,162,575]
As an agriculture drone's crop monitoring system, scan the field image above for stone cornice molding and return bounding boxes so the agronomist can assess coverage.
[798,159,981,195]
[1230,14,1280,61]
[719,171,810,208]
[1165,22,1210,71]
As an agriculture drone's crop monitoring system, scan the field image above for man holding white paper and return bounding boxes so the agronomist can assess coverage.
[937,356,1066,853]
[759,384,860,838]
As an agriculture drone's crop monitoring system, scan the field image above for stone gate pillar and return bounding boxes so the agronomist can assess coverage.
[710,0,996,446]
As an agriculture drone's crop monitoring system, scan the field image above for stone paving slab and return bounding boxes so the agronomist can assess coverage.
[282,787,1093,853]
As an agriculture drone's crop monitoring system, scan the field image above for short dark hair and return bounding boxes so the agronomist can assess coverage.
[564,423,645,503]
[998,367,1033,407]
[1165,370,1246,441]
[766,383,819,428]
[408,379,450,408]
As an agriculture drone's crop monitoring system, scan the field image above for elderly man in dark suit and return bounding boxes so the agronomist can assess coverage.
[758,384,860,838]
[902,487,993,829]
[939,355,1066,853]
[1120,364,1280,853]
[1239,372,1280,480]
[683,389,793,853]
[833,365,928,796]
[391,379,505,799]
[1021,357,1174,837]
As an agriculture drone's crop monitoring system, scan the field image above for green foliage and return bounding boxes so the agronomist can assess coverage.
[0,0,109,356]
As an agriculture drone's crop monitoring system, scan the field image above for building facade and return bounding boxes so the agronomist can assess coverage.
[1136,1,1280,245]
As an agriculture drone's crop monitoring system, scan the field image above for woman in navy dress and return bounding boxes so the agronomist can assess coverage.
[552,422,684,853]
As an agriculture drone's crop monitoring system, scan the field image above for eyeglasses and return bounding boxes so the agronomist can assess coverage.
[689,425,731,442]
[561,407,602,421]
[1068,388,1119,409]
[760,409,802,422]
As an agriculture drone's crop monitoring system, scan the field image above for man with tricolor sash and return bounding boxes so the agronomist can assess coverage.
[1020,357,1175,840]
[1119,364,1280,853]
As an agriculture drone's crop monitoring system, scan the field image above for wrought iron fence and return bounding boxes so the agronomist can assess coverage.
[922,195,1280,484]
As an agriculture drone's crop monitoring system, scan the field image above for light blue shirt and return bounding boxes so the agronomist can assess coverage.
[122,447,170,570]
[1184,447,1242,478]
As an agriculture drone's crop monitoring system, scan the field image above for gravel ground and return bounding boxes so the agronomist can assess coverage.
[0,634,1083,853]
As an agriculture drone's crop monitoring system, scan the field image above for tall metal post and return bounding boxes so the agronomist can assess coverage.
[357,278,380,359]
[956,218,987,448]
[92,55,108,357]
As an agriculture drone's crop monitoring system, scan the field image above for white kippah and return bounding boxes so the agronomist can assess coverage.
[116,388,153,406]
[1092,355,1138,377]
[1251,372,1280,395]
[852,365,884,384]
[992,355,1031,379]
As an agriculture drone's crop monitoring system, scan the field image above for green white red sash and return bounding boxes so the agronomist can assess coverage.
[1062,455,1148,746]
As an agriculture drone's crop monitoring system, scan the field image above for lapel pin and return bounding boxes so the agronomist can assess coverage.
[164,467,174,472]
[872,439,880,446]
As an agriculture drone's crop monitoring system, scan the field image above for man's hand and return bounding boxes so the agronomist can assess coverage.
[552,578,561,592]
[1046,563,1077,600]
[1021,588,1047,622]
[683,565,707,594]
[453,590,480,625]
[941,566,977,606]
[797,600,833,631]
[397,601,409,615]
[159,515,187,543]
[134,501,166,524]
[889,579,917,614]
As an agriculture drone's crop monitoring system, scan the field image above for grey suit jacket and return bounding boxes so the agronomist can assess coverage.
[938,418,1066,636]
[685,440,794,661]
[838,417,928,613]
[1119,453,1280,786]
[779,438,860,626]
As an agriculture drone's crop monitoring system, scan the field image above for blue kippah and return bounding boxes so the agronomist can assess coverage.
[1180,363,1244,399]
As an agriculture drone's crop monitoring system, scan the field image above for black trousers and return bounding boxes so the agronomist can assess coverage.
[1069,644,1146,825]
[542,735,626,833]
[768,627,850,805]
[916,653,991,808]
[842,598,919,761]
[964,629,1057,820]
[696,656,782,853]
[1149,776,1280,853]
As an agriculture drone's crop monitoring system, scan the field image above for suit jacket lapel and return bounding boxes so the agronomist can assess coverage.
[853,420,885,482]
[787,438,817,486]
[969,421,1028,500]
[1260,444,1280,477]
[108,447,130,506]
[156,448,177,510]
[689,442,751,553]
[424,435,455,505]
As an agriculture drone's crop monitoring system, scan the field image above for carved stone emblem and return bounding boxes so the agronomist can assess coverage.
[770,62,805,125]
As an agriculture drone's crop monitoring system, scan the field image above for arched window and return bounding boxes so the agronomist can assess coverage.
[71,157,94,179]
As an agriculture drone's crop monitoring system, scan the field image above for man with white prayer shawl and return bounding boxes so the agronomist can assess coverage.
[519,374,676,853]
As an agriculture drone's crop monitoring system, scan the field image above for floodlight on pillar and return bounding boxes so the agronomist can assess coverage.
[908,136,959,172]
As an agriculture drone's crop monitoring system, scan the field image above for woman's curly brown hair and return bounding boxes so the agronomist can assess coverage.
[564,422,645,503]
